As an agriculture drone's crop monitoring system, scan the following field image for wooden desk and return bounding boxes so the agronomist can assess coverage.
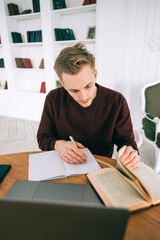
[0,152,160,240]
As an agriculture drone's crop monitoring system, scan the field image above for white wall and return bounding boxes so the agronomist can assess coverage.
[96,0,160,130]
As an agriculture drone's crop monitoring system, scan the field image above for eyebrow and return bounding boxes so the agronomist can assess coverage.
[69,81,93,91]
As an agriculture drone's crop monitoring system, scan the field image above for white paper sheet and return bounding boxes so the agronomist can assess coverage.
[28,148,100,181]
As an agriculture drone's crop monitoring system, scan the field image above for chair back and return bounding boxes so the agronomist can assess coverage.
[145,82,160,118]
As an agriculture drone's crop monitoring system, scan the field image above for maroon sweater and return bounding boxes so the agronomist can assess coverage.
[37,84,138,157]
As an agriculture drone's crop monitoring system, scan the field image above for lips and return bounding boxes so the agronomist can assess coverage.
[82,100,89,104]
[81,99,91,104]
[78,97,93,106]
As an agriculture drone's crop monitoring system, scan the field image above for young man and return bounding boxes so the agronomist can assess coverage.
[37,43,140,170]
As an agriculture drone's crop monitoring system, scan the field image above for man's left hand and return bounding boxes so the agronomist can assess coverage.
[119,146,140,171]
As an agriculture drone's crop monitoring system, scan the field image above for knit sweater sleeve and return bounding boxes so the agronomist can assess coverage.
[37,94,58,151]
[113,97,138,152]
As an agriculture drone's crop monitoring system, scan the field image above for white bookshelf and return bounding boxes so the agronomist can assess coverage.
[0,0,98,121]
[10,42,43,47]
[52,4,96,15]
[7,12,41,21]
[53,39,96,45]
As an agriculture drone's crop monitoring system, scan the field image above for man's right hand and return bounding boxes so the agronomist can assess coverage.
[54,140,87,164]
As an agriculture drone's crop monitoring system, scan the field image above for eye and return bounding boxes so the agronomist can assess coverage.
[70,89,79,93]
[85,84,92,89]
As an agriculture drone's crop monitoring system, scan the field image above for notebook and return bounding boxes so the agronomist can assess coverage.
[28,148,100,181]
[0,165,11,183]
[0,198,129,240]
[5,180,103,206]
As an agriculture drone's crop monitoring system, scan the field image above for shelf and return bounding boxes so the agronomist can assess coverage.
[53,4,96,15]
[7,13,41,21]
[54,39,96,45]
[11,42,43,47]
[0,88,8,92]
[84,39,96,43]
[14,68,45,72]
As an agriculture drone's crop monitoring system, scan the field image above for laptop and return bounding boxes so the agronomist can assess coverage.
[5,180,103,205]
[0,198,129,240]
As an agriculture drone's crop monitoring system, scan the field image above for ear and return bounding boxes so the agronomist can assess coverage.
[94,69,97,80]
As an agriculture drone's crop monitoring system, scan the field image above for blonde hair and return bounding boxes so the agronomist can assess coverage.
[54,42,95,80]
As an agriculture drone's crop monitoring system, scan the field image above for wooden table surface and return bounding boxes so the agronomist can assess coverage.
[0,152,160,240]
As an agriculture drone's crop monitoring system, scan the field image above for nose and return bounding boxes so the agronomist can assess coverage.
[79,90,88,100]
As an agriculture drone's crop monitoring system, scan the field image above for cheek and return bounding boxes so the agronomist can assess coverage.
[69,92,79,100]
[90,86,95,95]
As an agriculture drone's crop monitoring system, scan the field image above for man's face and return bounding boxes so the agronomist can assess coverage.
[61,64,97,108]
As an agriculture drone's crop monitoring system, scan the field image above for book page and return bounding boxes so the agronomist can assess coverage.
[116,147,152,201]
[88,168,149,211]
[29,151,66,181]
[64,148,101,176]
[116,158,136,181]
[132,162,160,204]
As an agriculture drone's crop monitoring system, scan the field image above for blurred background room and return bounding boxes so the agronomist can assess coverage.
[0,0,160,170]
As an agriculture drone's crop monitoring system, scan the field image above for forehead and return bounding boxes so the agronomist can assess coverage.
[61,65,95,90]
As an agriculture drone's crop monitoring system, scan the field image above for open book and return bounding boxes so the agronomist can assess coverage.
[29,148,100,181]
[87,146,160,211]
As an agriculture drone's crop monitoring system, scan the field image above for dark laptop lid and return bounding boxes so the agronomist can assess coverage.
[5,180,103,205]
[0,198,129,240]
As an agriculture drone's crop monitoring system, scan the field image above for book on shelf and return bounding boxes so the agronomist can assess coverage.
[7,3,19,16]
[18,58,25,68]
[66,28,75,40]
[20,9,32,15]
[39,58,44,69]
[40,82,46,93]
[0,36,1,44]
[54,29,62,41]
[54,28,75,41]
[15,58,21,68]
[22,58,33,68]
[0,59,5,68]
[29,148,100,181]
[82,0,96,5]
[15,58,25,68]
[82,0,91,5]
[27,30,42,42]
[87,26,96,39]
[36,30,42,42]
[32,0,40,13]
[11,32,23,43]
[3,80,8,90]
[27,31,32,42]
[15,58,32,68]
[53,0,66,10]
[87,145,160,212]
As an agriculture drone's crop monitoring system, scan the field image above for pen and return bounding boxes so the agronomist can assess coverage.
[69,136,78,147]
[69,136,87,161]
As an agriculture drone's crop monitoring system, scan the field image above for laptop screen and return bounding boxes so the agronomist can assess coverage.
[0,198,129,240]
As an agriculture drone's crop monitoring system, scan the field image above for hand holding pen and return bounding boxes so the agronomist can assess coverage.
[54,136,87,164]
